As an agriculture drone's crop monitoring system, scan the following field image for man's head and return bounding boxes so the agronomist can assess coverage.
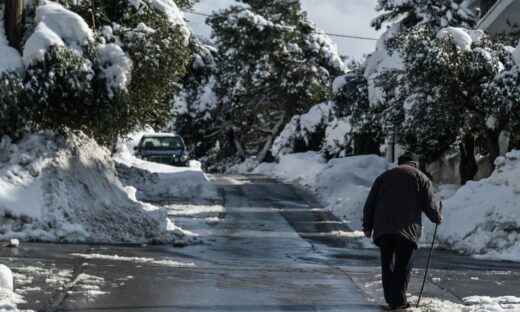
[398,152,419,168]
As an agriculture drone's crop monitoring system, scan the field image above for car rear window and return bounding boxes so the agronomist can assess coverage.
[140,137,184,149]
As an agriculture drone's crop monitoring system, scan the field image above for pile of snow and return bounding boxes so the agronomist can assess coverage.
[0,5,23,74]
[0,131,186,243]
[0,264,25,311]
[23,2,94,66]
[114,130,218,201]
[254,152,390,229]
[437,150,520,261]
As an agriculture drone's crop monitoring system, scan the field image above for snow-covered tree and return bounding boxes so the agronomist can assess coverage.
[360,0,477,161]
[170,38,220,158]
[385,26,516,183]
[334,63,384,155]
[207,0,348,162]
[371,0,475,31]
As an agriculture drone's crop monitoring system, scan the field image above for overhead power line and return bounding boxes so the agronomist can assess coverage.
[183,9,378,41]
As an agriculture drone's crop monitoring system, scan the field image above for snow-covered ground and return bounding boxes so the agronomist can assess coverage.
[0,131,187,244]
[113,129,219,202]
[241,150,520,262]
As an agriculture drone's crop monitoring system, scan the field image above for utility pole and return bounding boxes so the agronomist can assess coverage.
[5,0,24,52]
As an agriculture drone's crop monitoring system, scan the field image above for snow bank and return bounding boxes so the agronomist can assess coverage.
[0,264,25,311]
[0,5,23,74]
[254,152,390,229]
[437,150,520,261]
[114,130,218,201]
[23,2,94,66]
[0,131,186,243]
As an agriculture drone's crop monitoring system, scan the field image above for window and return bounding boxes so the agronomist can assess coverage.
[140,137,183,149]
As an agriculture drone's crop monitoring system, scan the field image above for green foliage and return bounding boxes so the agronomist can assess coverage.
[0,73,28,139]
[25,45,96,135]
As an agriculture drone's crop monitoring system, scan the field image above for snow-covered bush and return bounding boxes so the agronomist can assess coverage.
[0,0,193,145]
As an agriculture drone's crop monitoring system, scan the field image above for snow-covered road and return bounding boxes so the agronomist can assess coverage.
[1,175,520,311]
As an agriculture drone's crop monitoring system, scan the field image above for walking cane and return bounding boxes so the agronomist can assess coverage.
[416,201,443,308]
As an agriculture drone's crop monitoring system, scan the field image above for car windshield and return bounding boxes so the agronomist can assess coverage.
[140,136,183,150]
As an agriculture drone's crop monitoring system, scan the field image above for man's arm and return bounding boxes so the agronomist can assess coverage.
[362,177,379,237]
[420,178,442,224]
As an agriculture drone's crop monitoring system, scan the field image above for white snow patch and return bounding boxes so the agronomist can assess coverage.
[96,43,132,98]
[72,253,196,267]
[437,27,482,52]
[127,0,190,43]
[23,2,94,66]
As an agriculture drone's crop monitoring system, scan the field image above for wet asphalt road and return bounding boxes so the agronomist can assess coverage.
[1,174,520,311]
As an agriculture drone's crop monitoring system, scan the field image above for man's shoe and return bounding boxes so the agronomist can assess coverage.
[388,302,411,310]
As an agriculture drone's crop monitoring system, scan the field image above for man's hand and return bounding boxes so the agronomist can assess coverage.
[364,230,372,238]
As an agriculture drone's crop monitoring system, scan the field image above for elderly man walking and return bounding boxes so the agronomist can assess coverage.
[362,152,442,310]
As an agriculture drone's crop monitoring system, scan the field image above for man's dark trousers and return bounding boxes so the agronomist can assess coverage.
[377,234,416,307]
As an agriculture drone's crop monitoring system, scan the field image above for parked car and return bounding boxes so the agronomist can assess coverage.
[133,133,190,166]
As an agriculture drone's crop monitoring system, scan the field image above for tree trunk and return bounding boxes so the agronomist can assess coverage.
[221,118,247,161]
[5,0,24,51]
[459,134,478,185]
[485,128,500,171]
[256,112,286,163]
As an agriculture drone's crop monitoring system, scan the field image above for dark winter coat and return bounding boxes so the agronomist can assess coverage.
[362,164,442,247]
